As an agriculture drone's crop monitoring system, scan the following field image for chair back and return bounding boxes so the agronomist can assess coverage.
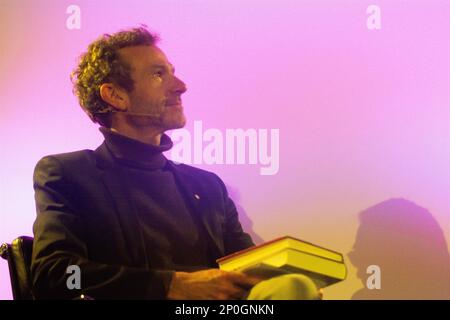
[0,236,34,300]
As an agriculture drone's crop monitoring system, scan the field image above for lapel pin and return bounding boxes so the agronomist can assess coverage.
[194,193,200,200]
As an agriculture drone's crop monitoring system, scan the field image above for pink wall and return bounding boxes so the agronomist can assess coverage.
[1,0,449,299]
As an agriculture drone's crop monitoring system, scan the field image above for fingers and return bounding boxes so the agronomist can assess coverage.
[186,269,263,300]
[225,271,264,289]
[220,284,251,300]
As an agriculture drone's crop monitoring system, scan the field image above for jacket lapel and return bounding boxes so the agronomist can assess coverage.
[94,142,148,267]
[166,161,225,258]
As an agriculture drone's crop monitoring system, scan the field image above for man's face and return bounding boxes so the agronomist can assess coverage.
[117,45,187,130]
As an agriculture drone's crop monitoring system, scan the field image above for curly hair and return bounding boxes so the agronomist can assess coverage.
[71,26,160,127]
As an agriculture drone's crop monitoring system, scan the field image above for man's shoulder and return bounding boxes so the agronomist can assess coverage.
[35,149,96,172]
[41,149,94,164]
[33,149,99,187]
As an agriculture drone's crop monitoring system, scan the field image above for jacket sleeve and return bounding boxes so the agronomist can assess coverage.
[31,156,174,300]
[213,174,255,255]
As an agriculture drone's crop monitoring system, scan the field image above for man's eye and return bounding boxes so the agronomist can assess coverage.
[154,71,164,77]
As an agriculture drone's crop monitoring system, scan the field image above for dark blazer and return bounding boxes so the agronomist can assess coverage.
[31,141,254,299]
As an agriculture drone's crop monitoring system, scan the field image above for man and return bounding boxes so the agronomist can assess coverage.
[31,26,319,300]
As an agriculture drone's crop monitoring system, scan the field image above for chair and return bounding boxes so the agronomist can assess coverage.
[1,236,93,300]
[0,236,34,300]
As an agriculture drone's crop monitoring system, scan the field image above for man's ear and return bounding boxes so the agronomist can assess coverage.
[99,83,130,112]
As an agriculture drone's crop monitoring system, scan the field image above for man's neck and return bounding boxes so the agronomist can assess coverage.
[110,126,163,146]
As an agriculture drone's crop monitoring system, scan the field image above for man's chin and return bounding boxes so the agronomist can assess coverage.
[165,116,187,131]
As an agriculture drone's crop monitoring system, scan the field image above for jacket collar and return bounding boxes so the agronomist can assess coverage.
[99,127,172,170]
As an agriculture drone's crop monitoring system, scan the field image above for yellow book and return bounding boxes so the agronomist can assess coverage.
[217,236,347,288]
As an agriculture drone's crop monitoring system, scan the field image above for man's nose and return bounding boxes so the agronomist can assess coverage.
[173,76,187,95]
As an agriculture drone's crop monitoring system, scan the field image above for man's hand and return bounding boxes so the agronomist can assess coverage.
[167,268,264,300]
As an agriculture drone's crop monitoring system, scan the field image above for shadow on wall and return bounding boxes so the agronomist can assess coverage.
[225,184,265,246]
[349,198,450,300]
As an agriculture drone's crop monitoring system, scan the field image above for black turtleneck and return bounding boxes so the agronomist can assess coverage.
[99,127,216,272]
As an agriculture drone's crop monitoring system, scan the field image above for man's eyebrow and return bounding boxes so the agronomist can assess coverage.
[149,64,175,73]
